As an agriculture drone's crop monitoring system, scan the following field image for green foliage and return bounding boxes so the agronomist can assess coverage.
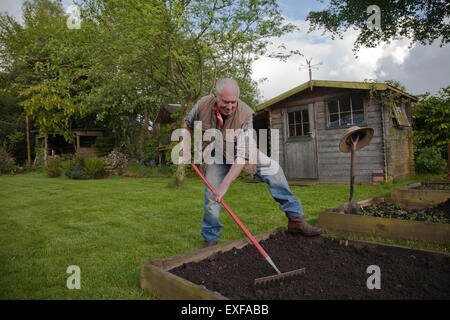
[415,147,447,174]
[45,158,63,177]
[143,136,160,163]
[0,93,32,164]
[1,0,300,170]
[65,165,89,180]
[306,0,448,54]
[83,156,105,179]
[71,152,83,167]
[122,161,173,178]
[0,147,16,174]
[412,86,450,160]
[92,136,116,157]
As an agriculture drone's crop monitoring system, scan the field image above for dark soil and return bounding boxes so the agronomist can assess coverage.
[170,232,450,300]
[414,182,450,191]
[358,199,450,224]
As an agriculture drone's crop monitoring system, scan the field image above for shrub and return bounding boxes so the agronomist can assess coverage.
[72,153,87,168]
[65,166,89,180]
[83,156,105,179]
[92,136,116,157]
[415,147,447,174]
[0,147,16,174]
[101,151,129,175]
[46,158,63,177]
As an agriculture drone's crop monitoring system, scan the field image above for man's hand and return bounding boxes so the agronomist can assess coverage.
[213,181,230,203]
[212,157,246,202]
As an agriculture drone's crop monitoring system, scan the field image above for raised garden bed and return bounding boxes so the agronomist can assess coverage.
[359,199,449,224]
[319,197,450,244]
[140,228,450,300]
[390,181,450,207]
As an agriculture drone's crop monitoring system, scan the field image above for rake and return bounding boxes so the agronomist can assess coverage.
[190,163,306,287]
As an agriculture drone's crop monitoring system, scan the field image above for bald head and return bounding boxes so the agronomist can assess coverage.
[215,78,240,100]
[214,78,240,116]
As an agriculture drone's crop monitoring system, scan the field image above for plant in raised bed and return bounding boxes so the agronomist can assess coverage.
[415,183,450,191]
[358,199,449,224]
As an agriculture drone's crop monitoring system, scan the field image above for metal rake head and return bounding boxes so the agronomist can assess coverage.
[254,267,306,288]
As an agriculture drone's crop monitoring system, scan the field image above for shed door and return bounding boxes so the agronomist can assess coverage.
[283,104,318,179]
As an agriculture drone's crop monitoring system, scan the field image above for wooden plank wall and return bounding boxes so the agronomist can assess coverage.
[269,87,386,183]
[315,91,385,183]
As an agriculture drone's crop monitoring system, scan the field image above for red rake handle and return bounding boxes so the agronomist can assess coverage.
[190,163,270,260]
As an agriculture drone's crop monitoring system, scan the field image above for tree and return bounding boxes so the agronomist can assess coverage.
[411,86,450,161]
[0,89,29,163]
[80,0,300,185]
[306,0,449,53]
[1,0,95,156]
[0,0,68,162]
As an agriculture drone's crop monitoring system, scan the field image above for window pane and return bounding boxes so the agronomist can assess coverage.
[296,124,302,136]
[352,94,364,111]
[330,114,339,127]
[302,110,309,124]
[288,112,294,124]
[353,111,364,124]
[340,97,351,112]
[341,112,352,126]
[289,124,295,136]
[328,100,338,114]
[303,123,310,135]
[295,111,302,124]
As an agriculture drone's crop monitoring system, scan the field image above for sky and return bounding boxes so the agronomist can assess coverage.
[1,0,449,102]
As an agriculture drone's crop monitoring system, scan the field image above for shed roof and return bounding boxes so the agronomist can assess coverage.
[256,80,417,111]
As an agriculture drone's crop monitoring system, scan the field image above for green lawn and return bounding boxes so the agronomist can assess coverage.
[0,172,447,299]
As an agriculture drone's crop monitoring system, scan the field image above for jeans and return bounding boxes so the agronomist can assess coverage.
[201,151,303,242]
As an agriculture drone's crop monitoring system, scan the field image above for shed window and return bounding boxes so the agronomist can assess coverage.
[392,105,411,127]
[327,94,365,127]
[288,110,309,137]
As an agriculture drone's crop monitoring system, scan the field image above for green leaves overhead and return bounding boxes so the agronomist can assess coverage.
[306,0,449,53]
[412,86,450,160]
[1,0,298,160]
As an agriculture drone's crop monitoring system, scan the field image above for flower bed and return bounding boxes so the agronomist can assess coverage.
[390,181,450,207]
[140,228,449,300]
[318,197,450,244]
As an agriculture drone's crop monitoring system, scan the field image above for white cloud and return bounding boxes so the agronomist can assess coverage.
[0,0,24,23]
[252,16,447,101]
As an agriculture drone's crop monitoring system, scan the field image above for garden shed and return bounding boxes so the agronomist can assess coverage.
[254,80,418,183]
[35,129,103,165]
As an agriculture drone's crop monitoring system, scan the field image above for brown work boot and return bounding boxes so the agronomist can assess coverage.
[286,214,322,236]
[205,241,218,248]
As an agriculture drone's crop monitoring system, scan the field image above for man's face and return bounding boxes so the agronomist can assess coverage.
[215,88,238,116]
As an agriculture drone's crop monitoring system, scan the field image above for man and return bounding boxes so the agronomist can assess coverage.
[184,78,321,247]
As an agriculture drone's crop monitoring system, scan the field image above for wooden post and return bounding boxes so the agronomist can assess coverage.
[348,134,360,202]
[44,133,48,167]
[349,144,356,202]
[76,134,80,153]
[25,115,31,164]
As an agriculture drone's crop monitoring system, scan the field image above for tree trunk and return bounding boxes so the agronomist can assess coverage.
[174,101,193,188]
[174,119,187,188]
[44,133,48,168]
[25,116,31,164]
[143,105,151,138]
